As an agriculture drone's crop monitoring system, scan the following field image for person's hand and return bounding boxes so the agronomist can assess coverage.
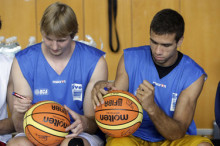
[136,80,155,110]
[92,81,116,109]
[64,105,88,138]
[13,96,32,113]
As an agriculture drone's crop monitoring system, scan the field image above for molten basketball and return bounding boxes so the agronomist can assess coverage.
[95,90,143,137]
[23,100,70,146]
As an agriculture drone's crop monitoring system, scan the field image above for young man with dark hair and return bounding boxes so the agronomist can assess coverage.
[92,9,213,146]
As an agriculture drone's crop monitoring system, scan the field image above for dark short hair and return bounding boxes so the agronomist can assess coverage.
[150,9,184,42]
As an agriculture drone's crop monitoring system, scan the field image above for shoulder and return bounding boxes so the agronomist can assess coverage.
[124,45,150,54]
[0,53,7,61]
[179,54,206,89]
[124,45,151,60]
[74,42,106,76]
[16,43,42,59]
[0,54,13,64]
[181,54,206,75]
[0,54,13,76]
[15,43,42,73]
[123,45,151,64]
[76,41,105,57]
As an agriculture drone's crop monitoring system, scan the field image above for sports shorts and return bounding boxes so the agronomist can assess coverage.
[15,132,104,146]
[0,141,6,146]
[106,135,213,146]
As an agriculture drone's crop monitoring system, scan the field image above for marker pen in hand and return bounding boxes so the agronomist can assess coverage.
[12,92,26,99]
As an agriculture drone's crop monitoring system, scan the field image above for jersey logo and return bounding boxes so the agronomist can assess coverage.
[52,80,66,84]
[72,83,83,101]
[153,81,166,88]
[34,89,49,96]
[170,93,178,111]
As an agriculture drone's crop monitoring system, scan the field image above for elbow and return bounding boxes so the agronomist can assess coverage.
[12,114,24,133]
[13,120,22,132]
[14,123,23,133]
[166,133,185,141]
[165,121,189,141]
[83,116,98,134]
[9,118,16,133]
[165,129,186,141]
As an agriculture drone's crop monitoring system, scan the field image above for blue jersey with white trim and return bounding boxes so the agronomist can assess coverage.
[124,46,206,142]
[16,41,105,123]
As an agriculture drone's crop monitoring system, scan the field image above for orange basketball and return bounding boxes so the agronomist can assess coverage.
[95,90,143,137]
[23,101,70,146]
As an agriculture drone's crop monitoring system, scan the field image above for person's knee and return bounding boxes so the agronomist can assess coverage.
[198,142,212,146]
[169,135,213,146]
[7,137,33,146]
[106,136,136,146]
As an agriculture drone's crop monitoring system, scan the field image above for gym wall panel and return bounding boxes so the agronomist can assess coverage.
[84,0,132,80]
[0,0,36,49]
[132,0,180,47]
[181,0,220,129]
[1,0,219,130]
[36,0,84,42]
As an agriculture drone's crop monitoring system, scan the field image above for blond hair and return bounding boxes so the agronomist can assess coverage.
[40,2,78,39]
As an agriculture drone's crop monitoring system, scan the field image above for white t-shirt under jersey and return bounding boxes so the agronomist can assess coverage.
[0,54,13,143]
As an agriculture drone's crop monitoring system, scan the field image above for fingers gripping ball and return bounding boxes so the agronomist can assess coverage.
[95,90,143,137]
[23,101,70,146]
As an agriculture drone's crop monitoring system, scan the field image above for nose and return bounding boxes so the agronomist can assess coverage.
[51,41,58,50]
[155,45,163,55]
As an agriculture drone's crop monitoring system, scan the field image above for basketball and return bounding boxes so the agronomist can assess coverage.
[23,100,71,146]
[95,90,143,137]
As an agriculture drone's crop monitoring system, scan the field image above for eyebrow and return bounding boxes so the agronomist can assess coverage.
[45,36,53,40]
[45,36,67,41]
[150,38,173,46]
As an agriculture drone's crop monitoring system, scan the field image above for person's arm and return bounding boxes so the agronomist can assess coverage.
[10,58,33,132]
[114,54,206,140]
[0,63,15,135]
[92,55,128,108]
[65,56,108,137]
[0,87,15,134]
[136,75,205,141]
[83,56,108,133]
[114,55,129,91]
[0,118,15,134]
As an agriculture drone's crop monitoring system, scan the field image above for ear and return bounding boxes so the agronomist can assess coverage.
[177,37,184,47]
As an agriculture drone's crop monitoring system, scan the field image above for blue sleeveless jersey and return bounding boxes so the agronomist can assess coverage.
[16,41,105,123]
[124,46,206,142]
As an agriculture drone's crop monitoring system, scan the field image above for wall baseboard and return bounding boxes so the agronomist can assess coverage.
[197,129,213,136]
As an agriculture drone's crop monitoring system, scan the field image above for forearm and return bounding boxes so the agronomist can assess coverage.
[82,116,98,134]
[94,80,113,90]
[146,103,187,140]
[12,112,25,132]
[0,118,15,134]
